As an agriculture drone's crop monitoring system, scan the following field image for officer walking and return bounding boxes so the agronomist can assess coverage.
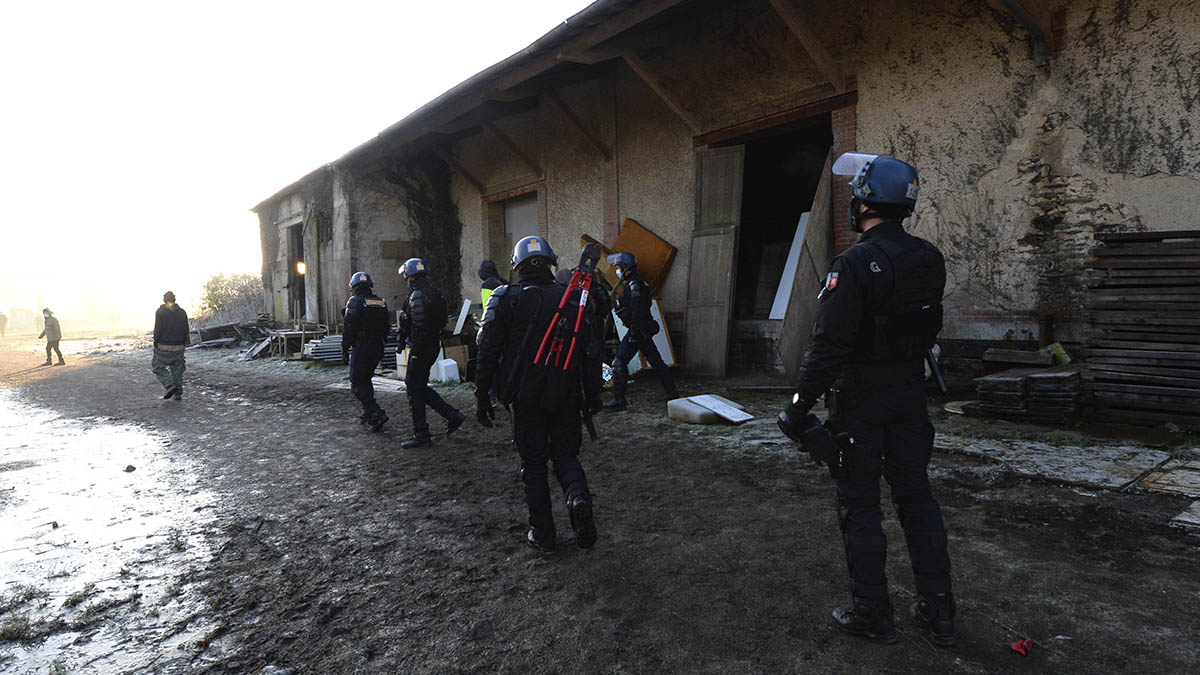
[777,154,956,646]
[38,308,64,366]
[343,272,390,432]
[152,291,189,400]
[398,258,465,448]
[474,236,601,553]
[603,252,677,412]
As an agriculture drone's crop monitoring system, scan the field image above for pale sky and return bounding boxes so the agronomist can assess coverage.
[0,0,592,329]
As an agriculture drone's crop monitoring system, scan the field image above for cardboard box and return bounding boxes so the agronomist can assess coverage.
[443,344,469,376]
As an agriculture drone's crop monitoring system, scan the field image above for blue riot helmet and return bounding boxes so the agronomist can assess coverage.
[833,153,920,231]
[348,271,374,289]
[606,252,637,279]
[511,236,557,270]
[399,258,429,279]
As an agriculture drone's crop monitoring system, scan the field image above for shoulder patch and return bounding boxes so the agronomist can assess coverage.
[825,272,839,291]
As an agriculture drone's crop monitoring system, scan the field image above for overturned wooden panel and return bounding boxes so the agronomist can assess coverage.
[612,218,678,294]
[777,149,833,384]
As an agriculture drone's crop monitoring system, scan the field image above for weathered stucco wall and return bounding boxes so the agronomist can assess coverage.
[342,177,413,313]
[450,69,696,319]
[856,0,1200,341]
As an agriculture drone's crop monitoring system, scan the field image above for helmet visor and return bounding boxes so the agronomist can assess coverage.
[832,152,880,176]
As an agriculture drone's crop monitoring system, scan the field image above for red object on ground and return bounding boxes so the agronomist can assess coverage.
[1011,638,1034,656]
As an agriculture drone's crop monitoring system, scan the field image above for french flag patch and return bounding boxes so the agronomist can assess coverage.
[825,272,839,291]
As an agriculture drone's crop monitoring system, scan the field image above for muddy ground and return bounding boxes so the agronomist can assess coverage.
[1,335,1198,673]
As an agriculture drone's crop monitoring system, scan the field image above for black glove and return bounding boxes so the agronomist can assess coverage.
[475,393,495,427]
[342,348,350,364]
[777,410,838,465]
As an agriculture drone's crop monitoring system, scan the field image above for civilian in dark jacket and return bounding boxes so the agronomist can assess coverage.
[152,291,189,400]
[478,259,506,307]
[39,308,64,366]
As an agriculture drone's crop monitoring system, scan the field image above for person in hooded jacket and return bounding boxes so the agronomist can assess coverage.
[152,291,189,399]
[478,259,507,307]
[38,308,64,366]
[398,258,466,448]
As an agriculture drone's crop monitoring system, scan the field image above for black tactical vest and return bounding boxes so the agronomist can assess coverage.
[858,236,945,362]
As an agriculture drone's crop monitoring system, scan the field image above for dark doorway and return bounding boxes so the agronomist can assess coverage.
[287,224,305,320]
[734,118,833,319]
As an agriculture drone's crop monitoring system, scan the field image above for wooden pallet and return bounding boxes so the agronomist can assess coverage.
[1083,232,1200,427]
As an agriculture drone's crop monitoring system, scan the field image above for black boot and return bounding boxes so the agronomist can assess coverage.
[602,398,627,413]
[400,433,432,449]
[526,527,556,555]
[368,409,389,432]
[910,593,957,647]
[832,597,897,644]
[568,495,596,550]
[446,410,466,437]
[163,386,176,400]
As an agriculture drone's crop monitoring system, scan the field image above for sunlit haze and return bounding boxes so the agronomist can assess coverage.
[0,0,592,331]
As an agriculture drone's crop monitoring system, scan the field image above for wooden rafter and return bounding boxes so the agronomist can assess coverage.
[545,90,612,162]
[998,0,1051,66]
[622,52,701,135]
[767,0,847,92]
[430,146,485,194]
[483,122,544,177]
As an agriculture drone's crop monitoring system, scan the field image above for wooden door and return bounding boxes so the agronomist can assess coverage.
[684,146,744,377]
[778,149,834,383]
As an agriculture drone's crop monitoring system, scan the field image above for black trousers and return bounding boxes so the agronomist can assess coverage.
[45,340,63,362]
[830,382,952,600]
[513,402,589,537]
[350,339,384,417]
[611,330,674,400]
[405,342,458,436]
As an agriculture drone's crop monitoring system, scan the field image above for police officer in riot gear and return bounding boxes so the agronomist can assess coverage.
[475,236,600,554]
[398,258,466,448]
[343,272,390,431]
[603,252,678,412]
[778,154,956,646]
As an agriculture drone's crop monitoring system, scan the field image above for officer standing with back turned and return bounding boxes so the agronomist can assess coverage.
[343,272,390,431]
[777,154,956,646]
[398,258,466,448]
[474,236,600,554]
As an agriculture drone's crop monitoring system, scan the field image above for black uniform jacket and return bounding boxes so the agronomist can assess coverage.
[344,291,389,348]
[794,221,946,407]
[614,273,657,335]
[400,278,447,348]
[476,267,603,405]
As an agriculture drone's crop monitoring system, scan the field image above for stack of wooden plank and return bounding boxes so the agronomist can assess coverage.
[1083,230,1200,429]
[971,366,1083,424]
[302,332,400,370]
[975,367,1038,416]
[1026,367,1083,424]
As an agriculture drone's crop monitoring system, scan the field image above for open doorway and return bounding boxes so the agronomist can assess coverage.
[734,119,833,320]
[287,224,305,321]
